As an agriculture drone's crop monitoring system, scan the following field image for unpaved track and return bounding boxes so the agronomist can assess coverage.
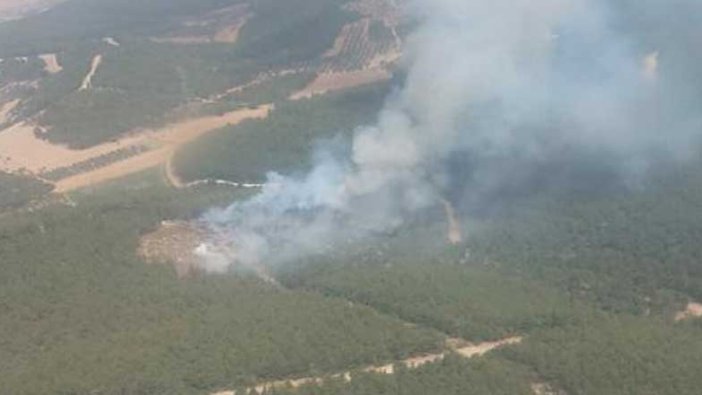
[54,104,271,192]
[79,54,103,90]
[211,337,522,395]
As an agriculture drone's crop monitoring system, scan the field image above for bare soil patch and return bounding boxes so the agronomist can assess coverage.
[290,68,392,100]
[0,122,146,174]
[39,53,62,74]
[675,302,702,321]
[137,218,279,284]
[532,382,567,395]
[138,220,209,278]
[79,54,103,91]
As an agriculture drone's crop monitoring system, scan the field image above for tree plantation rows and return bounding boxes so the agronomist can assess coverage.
[1,0,357,148]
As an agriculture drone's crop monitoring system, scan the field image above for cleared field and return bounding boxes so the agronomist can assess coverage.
[290,67,392,100]
[0,104,270,191]
[54,104,271,192]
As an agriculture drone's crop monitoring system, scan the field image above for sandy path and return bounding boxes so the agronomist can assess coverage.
[39,53,62,74]
[79,54,103,91]
[211,336,522,395]
[54,105,271,192]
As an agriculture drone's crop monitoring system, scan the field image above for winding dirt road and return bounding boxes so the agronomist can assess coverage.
[211,336,522,395]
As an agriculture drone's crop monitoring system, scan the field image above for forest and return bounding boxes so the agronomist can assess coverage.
[0,171,442,395]
[3,0,702,393]
[174,82,391,183]
[2,0,357,148]
[0,171,53,210]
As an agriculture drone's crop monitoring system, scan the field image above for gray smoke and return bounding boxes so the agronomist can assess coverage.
[202,0,702,269]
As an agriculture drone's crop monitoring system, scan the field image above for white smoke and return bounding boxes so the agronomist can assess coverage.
[202,0,702,269]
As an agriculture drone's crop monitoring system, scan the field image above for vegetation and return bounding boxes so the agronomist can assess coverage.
[0,56,45,83]
[265,356,535,395]
[463,162,702,315]
[1,0,360,148]
[175,82,390,183]
[0,172,441,395]
[236,0,353,66]
[0,0,245,57]
[503,315,702,395]
[292,264,577,341]
[0,172,53,210]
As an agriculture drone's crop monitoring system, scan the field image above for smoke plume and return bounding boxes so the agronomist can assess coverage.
[202,0,702,269]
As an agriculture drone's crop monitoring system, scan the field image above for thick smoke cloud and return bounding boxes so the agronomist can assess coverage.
[202,0,702,269]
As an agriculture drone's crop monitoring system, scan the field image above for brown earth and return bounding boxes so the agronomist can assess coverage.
[532,382,567,395]
[0,122,147,174]
[138,220,208,278]
[290,68,392,100]
[54,104,271,192]
[39,53,63,74]
[79,54,103,91]
[675,302,702,321]
[441,199,463,245]
[0,104,270,191]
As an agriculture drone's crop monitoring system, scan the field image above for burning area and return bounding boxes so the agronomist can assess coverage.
[188,0,702,274]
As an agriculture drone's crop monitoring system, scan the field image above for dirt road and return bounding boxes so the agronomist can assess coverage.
[211,336,522,395]
[79,54,103,90]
